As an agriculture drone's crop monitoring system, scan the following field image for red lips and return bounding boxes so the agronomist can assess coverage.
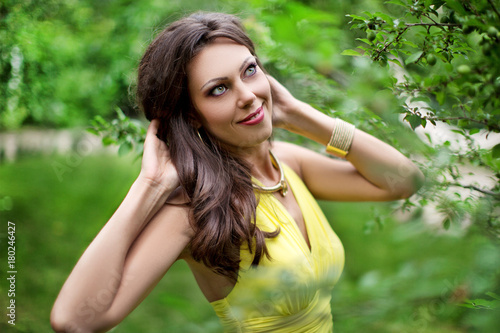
[238,106,264,126]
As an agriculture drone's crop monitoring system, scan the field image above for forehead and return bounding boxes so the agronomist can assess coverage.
[188,38,253,87]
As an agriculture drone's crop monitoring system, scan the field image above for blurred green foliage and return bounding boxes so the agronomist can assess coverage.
[1,0,500,331]
[340,0,500,239]
[1,0,249,128]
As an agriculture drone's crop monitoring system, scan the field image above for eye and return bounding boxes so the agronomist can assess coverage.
[245,63,257,77]
[210,85,227,96]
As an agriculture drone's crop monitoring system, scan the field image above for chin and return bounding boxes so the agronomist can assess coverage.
[225,132,272,152]
[252,125,273,143]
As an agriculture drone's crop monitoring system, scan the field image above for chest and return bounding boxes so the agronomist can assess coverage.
[270,191,310,250]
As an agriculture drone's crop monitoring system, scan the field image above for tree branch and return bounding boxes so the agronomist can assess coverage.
[487,0,500,20]
[374,27,408,61]
[405,23,461,27]
[426,116,500,132]
[447,183,500,198]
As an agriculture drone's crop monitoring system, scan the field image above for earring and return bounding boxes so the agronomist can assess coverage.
[197,130,204,144]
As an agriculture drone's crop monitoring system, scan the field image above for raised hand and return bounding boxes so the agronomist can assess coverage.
[138,119,180,193]
[268,75,302,130]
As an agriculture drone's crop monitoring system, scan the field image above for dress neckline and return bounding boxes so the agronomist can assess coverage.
[254,164,313,255]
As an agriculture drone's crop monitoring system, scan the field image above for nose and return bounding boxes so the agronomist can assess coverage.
[236,82,256,109]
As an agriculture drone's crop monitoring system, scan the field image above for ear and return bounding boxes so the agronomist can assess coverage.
[187,110,202,129]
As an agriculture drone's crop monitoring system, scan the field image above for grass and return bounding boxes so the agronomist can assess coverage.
[0,153,499,332]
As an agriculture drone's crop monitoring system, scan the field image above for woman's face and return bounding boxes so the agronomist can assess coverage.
[187,38,273,152]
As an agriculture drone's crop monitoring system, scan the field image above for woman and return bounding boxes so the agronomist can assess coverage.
[51,12,424,332]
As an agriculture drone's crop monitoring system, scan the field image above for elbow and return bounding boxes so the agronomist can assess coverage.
[397,168,425,199]
[382,164,425,200]
[50,307,74,333]
[50,306,90,333]
[50,293,121,333]
[50,305,111,333]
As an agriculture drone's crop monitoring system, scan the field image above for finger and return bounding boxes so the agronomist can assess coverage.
[147,119,160,139]
[266,74,277,83]
[267,76,280,101]
[267,75,284,87]
[267,76,288,98]
[143,120,160,155]
[267,75,279,89]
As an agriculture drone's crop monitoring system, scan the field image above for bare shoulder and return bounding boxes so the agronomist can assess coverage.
[271,141,301,174]
[271,141,319,179]
[271,140,365,201]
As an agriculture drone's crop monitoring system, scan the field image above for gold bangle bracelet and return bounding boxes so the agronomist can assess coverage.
[325,118,355,158]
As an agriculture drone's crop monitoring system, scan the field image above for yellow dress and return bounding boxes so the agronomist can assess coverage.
[210,164,345,332]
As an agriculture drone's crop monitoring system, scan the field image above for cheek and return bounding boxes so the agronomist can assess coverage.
[255,75,272,100]
[198,102,233,127]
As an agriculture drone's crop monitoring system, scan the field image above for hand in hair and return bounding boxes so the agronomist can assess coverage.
[268,75,303,131]
[138,119,180,193]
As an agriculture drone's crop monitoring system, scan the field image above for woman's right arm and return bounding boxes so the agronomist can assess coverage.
[50,120,192,333]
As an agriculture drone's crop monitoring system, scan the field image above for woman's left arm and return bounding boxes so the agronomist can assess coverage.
[269,76,425,202]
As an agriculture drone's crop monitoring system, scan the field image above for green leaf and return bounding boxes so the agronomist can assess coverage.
[375,215,384,230]
[443,218,451,230]
[356,38,373,45]
[402,40,419,49]
[436,91,446,105]
[425,133,433,143]
[404,114,422,130]
[361,11,374,18]
[102,137,116,146]
[388,58,403,67]
[405,51,424,65]
[444,0,467,15]
[451,129,466,136]
[461,303,477,309]
[492,143,500,159]
[86,127,99,136]
[462,298,500,309]
[374,12,394,25]
[94,115,107,127]
[116,106,127,121]
[341,49,362,56]
[118,141,133,156]
[346,14,367,22]
[486,292,500,301]
[411,96,431,103]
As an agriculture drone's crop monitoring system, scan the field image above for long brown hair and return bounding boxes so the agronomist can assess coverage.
[136,12,278,281]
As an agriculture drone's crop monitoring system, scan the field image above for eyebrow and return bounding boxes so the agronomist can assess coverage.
[200,56,255,91]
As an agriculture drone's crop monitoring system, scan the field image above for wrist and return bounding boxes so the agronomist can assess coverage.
[135,173,176,200]
[104,175,173,241]
[325,118,356,159]
[277,100,309,132]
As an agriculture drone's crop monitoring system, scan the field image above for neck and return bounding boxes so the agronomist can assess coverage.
[220,140,279,186]
[242,142,281,187]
